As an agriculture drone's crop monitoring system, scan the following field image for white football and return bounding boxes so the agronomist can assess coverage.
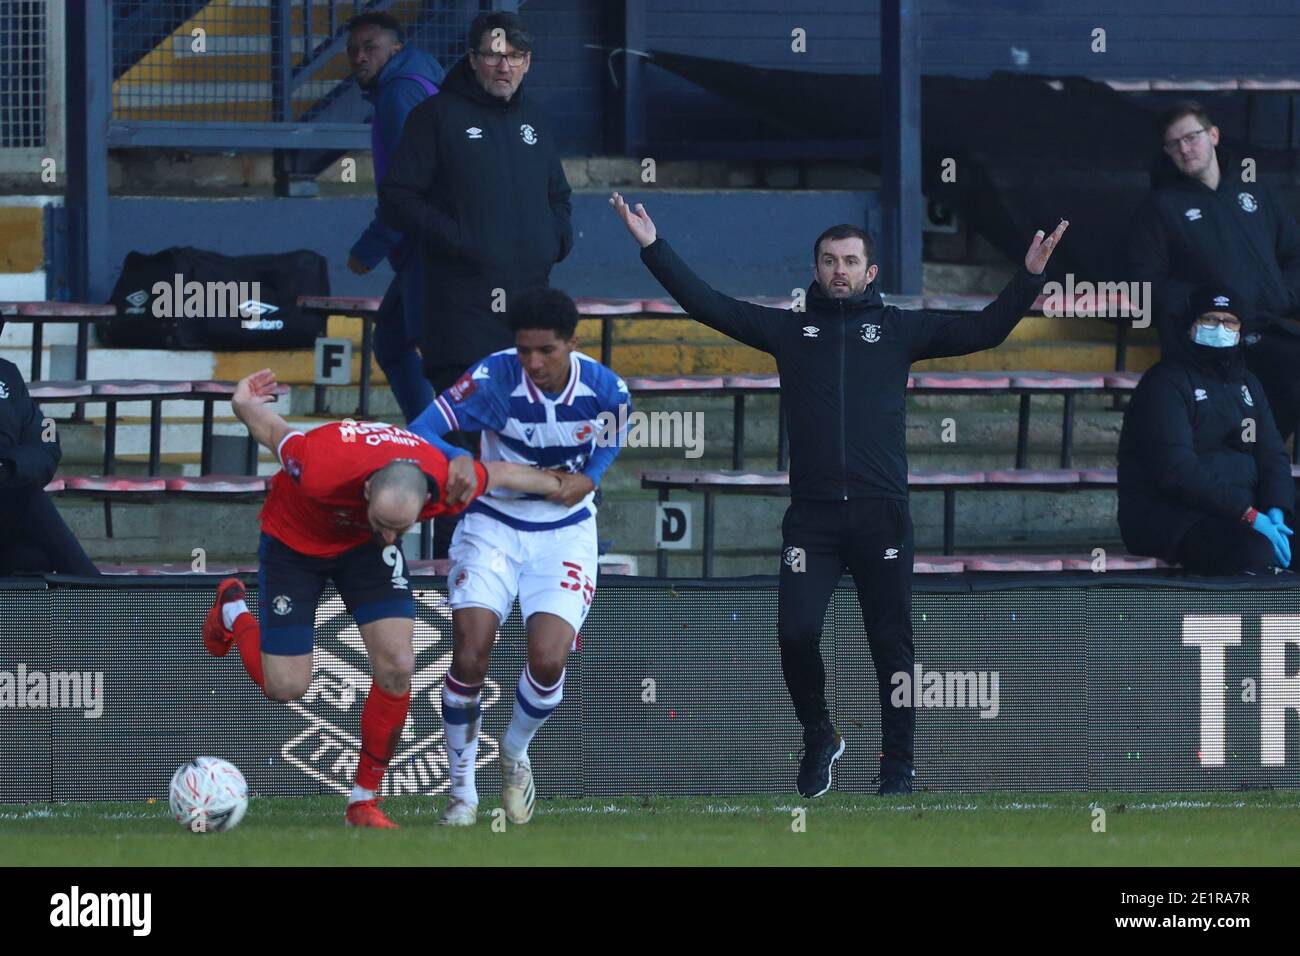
[168,757,249,833]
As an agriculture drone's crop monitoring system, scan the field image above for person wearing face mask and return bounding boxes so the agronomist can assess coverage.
[1117,286,1296,575]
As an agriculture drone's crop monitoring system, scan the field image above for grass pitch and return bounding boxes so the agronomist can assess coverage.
[2,791,1298,866]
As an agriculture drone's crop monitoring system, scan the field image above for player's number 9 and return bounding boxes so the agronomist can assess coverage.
[382,545,408,589]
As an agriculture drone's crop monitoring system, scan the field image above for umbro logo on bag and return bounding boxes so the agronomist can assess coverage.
[125,289,149,313]
[1194,388,1208,401]
[802,326,820,338]
[884,548,899,559]
[239,300,278,317]
[1185,208,1203,221]
[466,127,483,139]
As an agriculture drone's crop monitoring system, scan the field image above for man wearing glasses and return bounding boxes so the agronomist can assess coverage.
[1129,101,1300,441]
[379,11,573,555]
[1118,286,1295,576]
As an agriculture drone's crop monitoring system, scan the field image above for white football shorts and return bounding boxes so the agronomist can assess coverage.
[447,509,598,634]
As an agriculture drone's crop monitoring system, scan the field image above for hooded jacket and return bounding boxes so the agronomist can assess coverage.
[378,54,573,371]
[0,356,60,491]
[1127,146,1300,353]
[1117,300,1294,563]
[639,237,1046,501]
[350,44,445,271]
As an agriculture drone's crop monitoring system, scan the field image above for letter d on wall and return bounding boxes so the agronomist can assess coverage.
[656,503,692,550]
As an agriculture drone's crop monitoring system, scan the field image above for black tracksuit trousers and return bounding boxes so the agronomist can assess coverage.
[778,497,914,775]
[1175,514,1282,575]
[0,484,98,576]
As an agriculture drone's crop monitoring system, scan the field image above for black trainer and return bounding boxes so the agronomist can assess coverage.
[878,768,915,796]
[796,731,845,798]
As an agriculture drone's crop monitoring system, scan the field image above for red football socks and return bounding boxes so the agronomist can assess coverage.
[356,682,412,792]
[232,613,265,690]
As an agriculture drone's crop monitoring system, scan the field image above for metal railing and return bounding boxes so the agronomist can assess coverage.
[0,0,64,174]
[109,0,479,129]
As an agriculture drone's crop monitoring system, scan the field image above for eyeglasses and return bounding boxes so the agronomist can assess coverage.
[1196,314,1241,331]
[1163,128,1208,154]
[474,49,527,68]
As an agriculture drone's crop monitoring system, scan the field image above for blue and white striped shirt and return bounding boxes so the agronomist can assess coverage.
[410,348,631,531]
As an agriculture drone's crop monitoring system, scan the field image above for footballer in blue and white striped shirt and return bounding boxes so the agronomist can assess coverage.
[409,286,631,826]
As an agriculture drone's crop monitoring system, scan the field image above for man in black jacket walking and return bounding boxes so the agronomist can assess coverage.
[378,10,572,392]
[611,191,1067,796]
[378,10,572,555]
[1128,101,1300,440]
[1118,286,1295,575]
[0,348,97,576]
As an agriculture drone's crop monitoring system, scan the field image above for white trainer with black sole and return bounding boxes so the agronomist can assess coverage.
[438,797,478,827]
[500,753,536,824]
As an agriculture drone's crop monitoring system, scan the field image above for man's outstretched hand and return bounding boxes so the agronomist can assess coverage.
[610,191,657,249]
[1024,219,1069,275]
[232,368,280,407]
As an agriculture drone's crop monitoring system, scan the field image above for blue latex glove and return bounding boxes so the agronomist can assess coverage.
[1267,508,1294,538]
[1252,511,1292,568]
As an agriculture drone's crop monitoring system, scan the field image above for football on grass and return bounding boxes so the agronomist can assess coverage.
[168,757,249,833]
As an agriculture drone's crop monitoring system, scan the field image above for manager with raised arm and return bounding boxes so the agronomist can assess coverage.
[611,192,1066,798]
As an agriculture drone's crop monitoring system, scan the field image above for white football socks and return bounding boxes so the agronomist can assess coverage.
[221,599,249,630]
[503,666,565,761]
[441,679,482,805]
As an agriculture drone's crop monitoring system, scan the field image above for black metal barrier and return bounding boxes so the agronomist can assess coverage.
[2,573,1299,802]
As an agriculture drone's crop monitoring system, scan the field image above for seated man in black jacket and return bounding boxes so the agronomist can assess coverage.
[0,343,97,576]
[1128,101,1300,441]
[1118,286,1295,575]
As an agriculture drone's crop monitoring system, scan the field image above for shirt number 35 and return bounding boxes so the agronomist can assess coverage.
[560,560,594,607]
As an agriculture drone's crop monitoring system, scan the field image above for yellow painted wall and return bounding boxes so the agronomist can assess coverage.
[0,207,43,273]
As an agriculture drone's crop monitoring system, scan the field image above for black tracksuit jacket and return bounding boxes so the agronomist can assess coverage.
[378,55,573,370]
[1117,328,1294,563]
[1128,148,1300,352]
[0,357,60,490]
[639,238,1046,501]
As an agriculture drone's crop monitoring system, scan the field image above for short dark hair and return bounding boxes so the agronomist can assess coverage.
[813,224,874,264]
[347,12,403,43]
[468,11,533,54]
[509,287,578,339]
[1159,100,1214,138]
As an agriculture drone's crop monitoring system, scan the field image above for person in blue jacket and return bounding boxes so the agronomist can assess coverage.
[345,12,444,423]
[1118,286,1296,575]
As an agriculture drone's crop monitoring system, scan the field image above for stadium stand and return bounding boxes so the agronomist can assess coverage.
[6,0,1297,581]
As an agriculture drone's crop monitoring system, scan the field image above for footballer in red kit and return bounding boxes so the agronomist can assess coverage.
[200,369,564,828]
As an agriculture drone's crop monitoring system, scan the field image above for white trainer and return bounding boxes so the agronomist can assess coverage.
[438,797,478,827]
[500,753,535,824]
